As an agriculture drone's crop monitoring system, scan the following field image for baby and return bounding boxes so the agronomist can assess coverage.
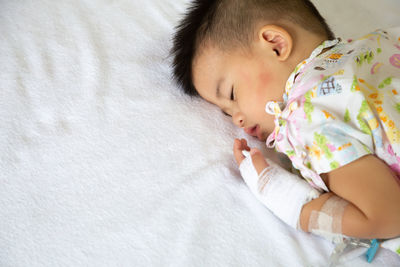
[171,0,400,260]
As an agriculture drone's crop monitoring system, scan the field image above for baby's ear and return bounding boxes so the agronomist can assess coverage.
[258,25,292,61]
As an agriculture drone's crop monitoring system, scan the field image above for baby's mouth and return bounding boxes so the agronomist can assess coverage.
[244,125,264,141]
[244,125,258,136]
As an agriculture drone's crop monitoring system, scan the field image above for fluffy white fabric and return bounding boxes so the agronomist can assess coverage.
[1,0,399,266]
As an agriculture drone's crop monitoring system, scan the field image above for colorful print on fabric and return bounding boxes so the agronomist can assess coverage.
[390,54,400,68]
[317,76,342,97]
[357,101,372,136]
[304,91,314,123]
[267,27,400,191]
[355,50,374,66]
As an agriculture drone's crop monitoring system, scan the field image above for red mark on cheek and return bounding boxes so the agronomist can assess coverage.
[258,71,271,85]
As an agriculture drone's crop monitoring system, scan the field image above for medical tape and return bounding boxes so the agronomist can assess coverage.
[308,195,349,243]
[257,165,273,193]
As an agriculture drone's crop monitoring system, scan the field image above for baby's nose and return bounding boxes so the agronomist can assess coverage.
[232,112,245,128]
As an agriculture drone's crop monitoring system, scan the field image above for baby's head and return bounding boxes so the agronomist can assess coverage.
[171,0,334,141]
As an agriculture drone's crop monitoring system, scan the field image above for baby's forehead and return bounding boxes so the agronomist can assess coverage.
[192,46,220,78]
[193,43,222,70]
[194,41,222,59]
[191,43,227,101]
[193,42,243,68]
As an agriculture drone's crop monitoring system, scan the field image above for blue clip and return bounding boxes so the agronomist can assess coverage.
[366,239,379,263]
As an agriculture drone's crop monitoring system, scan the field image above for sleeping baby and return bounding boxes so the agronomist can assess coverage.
[171,0,400,262]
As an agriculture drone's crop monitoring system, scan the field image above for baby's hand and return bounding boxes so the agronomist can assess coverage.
[233,138,269,175]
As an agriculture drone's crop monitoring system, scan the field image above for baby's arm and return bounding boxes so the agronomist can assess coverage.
[234,139,400,240]
[234,138,321,229]
[300,154,400,239]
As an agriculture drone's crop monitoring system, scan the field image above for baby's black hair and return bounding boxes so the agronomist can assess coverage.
[170,0,335,98]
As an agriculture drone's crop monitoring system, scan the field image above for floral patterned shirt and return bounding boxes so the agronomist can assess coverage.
[266,27,400,192]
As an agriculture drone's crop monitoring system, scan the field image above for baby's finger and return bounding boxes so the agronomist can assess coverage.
[233,139,245,165]
[241,138,251,151]
[250,148,270,174]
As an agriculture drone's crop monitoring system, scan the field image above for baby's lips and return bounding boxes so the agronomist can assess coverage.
[244,125,258,136]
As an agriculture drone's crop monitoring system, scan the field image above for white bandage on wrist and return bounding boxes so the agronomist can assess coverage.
[239,150,321,229]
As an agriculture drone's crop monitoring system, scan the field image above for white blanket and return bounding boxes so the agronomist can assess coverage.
[1,0,399,266]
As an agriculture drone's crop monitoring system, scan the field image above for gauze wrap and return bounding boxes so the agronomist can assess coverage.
[239,150,321,229]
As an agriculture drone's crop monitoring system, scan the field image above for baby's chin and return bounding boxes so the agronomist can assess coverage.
[259,134,268,142]
[256,131,268,142]
[258,127,268,141]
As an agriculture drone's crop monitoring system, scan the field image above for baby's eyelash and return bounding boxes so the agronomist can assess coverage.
[230,86,234,101]
[222,111,231,117]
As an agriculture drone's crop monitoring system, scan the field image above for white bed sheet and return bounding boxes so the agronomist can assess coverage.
[1,0,399,266]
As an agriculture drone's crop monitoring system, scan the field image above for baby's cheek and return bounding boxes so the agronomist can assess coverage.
[239,70,251,83]
[257,71,274,101]
[254,71,273,114]
[258,71,271,87]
